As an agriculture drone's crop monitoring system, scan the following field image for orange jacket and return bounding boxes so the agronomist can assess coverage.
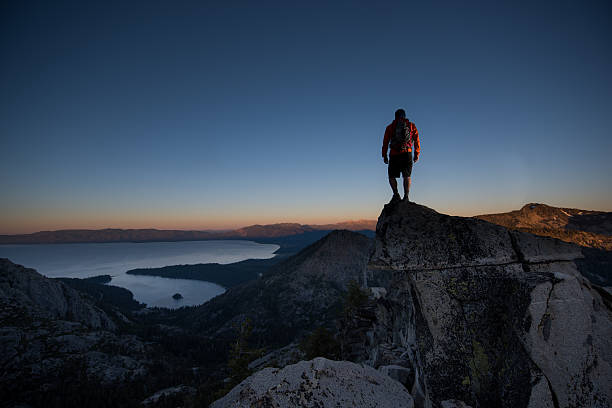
[382,119,420,157]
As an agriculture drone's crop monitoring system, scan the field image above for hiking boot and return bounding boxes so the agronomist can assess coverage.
[403,195,410,202]
[390,193,401,204]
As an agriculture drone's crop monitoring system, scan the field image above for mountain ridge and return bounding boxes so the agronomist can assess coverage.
[177,229,373,346]
[476,202,612,250]
[0,220,377,244]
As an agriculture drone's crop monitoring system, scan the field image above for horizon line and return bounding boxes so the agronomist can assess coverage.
[0,218,380,236]
[3,200,611,236]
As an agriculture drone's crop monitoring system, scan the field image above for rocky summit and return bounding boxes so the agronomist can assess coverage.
[364,201,612,408]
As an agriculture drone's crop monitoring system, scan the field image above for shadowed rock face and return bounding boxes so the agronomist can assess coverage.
[210,357,414,408]
[366,202,612,408]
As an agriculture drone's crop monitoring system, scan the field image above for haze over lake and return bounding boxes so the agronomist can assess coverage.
[0,240,279,308]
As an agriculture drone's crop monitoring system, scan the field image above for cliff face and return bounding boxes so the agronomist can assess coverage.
[365,202,612,408]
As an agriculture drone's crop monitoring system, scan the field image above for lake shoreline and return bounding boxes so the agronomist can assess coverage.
[0,231,374,308]
[121,230,351,288]
[0,239,280,308]
[125,253,292,288]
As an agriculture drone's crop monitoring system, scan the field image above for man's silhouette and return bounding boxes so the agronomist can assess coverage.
[382,109,420,202]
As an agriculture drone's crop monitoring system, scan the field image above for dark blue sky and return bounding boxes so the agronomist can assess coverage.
[1,0,611,233]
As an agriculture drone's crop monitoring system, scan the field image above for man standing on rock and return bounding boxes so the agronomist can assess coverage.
[382,109,420,202]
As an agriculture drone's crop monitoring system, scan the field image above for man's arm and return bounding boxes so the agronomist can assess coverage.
[382,126,390,163]
[412,123,420,162]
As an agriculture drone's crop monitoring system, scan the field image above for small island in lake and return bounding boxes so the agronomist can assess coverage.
[172,293,183,300]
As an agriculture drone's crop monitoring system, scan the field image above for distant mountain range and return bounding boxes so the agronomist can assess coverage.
[0,220,377,245]
[5,202,612,247]
[476,203,612,250]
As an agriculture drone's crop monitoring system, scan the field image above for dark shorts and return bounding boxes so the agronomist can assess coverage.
[388,152,413,179]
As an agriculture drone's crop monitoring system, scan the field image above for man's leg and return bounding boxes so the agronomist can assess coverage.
[389,176,399,196]
[403,176,411,200]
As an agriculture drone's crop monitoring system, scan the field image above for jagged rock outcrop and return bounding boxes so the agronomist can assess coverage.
[364,202,612,408]
[210,357,414,408]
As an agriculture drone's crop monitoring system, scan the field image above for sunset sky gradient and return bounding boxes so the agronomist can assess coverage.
[1,0,611,234]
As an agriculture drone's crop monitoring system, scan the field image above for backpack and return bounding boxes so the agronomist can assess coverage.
[390,119,411,150]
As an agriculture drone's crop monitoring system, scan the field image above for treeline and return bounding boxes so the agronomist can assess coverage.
[126,257,285,288]
[56,277,145,311]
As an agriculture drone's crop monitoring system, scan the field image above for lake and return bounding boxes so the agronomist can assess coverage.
[0,240,279,308]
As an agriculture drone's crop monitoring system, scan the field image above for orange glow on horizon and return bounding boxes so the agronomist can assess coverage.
[0,211,381,235]
[3,200,611,235]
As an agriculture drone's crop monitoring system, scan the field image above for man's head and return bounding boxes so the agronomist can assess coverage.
[395,109,406,120]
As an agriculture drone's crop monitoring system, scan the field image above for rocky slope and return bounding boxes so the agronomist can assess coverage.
[177,230,372,347]
[0,259,157,406]
[363,201,612,408]
[0,258,116,330]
